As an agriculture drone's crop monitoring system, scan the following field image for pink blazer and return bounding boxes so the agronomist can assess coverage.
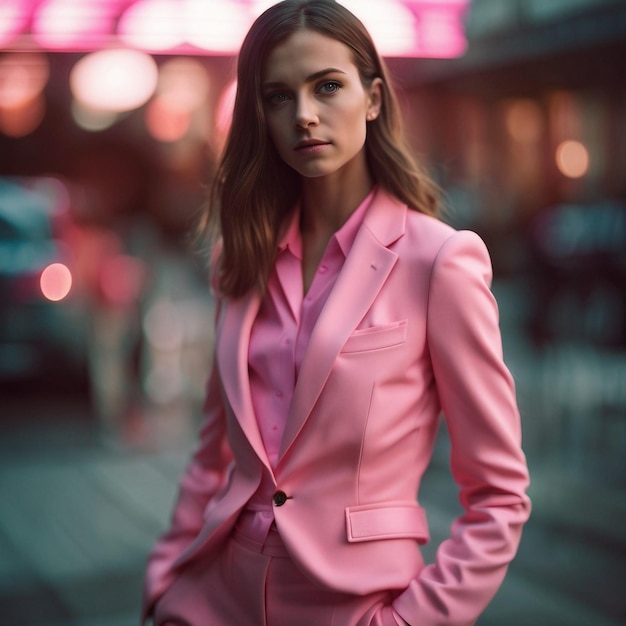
[142,188,531,625]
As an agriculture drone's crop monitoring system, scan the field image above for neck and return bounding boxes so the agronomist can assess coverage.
[300,168,374,237]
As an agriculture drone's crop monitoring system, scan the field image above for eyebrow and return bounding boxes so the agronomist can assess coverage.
[262,67,347,90]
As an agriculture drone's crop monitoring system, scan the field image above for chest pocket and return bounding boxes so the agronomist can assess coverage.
[341,319,407,353]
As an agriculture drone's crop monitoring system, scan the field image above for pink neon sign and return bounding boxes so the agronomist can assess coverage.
[1,0,470,59]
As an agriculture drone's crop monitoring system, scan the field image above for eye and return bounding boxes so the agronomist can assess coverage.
[266,92,291,105]
[318,81,341,95]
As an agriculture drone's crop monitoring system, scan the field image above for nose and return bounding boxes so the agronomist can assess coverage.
[294,95,319,129]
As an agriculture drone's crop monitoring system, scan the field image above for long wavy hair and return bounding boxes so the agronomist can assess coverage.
[203,0,440,297]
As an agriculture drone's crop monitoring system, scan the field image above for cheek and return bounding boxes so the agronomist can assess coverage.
[343,101,369,135]
[345,113,368,149]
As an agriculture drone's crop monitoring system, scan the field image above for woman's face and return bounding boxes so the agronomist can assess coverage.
[261,29,381,182]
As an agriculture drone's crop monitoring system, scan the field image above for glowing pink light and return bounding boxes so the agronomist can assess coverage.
[33,0,116,50]
[40,263,72,301]
[17,0,469,59]
[184,0,250,53]
[341,0,417,56]
[0,0,27,47]
[416,4,468,58]
[118,0,184,51]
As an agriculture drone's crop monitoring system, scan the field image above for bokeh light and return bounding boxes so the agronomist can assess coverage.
[340,0,417,56]
[145,96,191,143]
[0,53,50,137]
[1,1,469,59]
[71,100,119,132]
[157,57,210,112]
[417,3,468,58]
[556,140,590,178]
[144,57,210,143]
[118,0,184,51]
[98,254,145,306]
[505,99,544,144]
[0,96,46,138]
[33,0,115,50]
[0,0,27,47]
[144,300,184,351]
[70,49,158,114]
[184,0,249,53]
[40,262,72,301]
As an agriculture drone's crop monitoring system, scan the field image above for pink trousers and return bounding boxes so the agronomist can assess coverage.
[153,527,403,626]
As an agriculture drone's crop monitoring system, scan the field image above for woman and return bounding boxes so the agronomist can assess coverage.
[143,1,531,625]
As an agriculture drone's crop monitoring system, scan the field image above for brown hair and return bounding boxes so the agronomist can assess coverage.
[204,0,439,297]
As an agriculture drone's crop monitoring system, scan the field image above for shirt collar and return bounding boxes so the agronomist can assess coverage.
[334,186,377,257]
[277,185,377,260]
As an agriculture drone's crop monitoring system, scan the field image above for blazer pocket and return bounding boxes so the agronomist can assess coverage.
[345,500,429,544]
[341,320,408,353]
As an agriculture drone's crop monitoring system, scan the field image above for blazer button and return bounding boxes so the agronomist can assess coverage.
[273,490,288,506]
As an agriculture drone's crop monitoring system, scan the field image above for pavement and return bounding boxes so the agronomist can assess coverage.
[0,280,625,626]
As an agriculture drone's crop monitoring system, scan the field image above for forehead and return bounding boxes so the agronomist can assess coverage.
[262,30,357,82]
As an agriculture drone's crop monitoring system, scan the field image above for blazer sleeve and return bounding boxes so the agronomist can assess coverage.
[141,298,233,622]
[393,230,531,626]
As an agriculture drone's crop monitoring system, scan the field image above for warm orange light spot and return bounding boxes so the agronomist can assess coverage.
[0,52,50,108]
[505,99,543,143]
[0,95,46,137]
[145,96,191,142]
[157,57,209,112]
[0,52,49,136]
[40,263,72,301]
[556,140,589,178]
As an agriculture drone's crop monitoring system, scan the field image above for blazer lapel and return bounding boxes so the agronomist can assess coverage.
[216,291,273,471]
[278,189,407,462]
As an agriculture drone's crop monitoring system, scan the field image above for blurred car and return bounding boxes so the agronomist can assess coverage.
[0,176,89,388]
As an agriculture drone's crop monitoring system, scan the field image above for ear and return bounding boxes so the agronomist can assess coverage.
[366,78,383,122]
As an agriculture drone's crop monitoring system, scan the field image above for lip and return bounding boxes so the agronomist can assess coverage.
[294,139,330,154]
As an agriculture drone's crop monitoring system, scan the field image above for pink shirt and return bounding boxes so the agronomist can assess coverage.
[236,188,376,545]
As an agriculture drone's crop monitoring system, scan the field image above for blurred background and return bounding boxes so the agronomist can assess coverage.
[0,0,624,624]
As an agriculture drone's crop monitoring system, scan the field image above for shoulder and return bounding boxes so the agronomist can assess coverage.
[369,188,490,268]
[402,209,490,269]
[405,209,455,245]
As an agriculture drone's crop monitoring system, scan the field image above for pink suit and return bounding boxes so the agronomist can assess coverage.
[142,187,531,625]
